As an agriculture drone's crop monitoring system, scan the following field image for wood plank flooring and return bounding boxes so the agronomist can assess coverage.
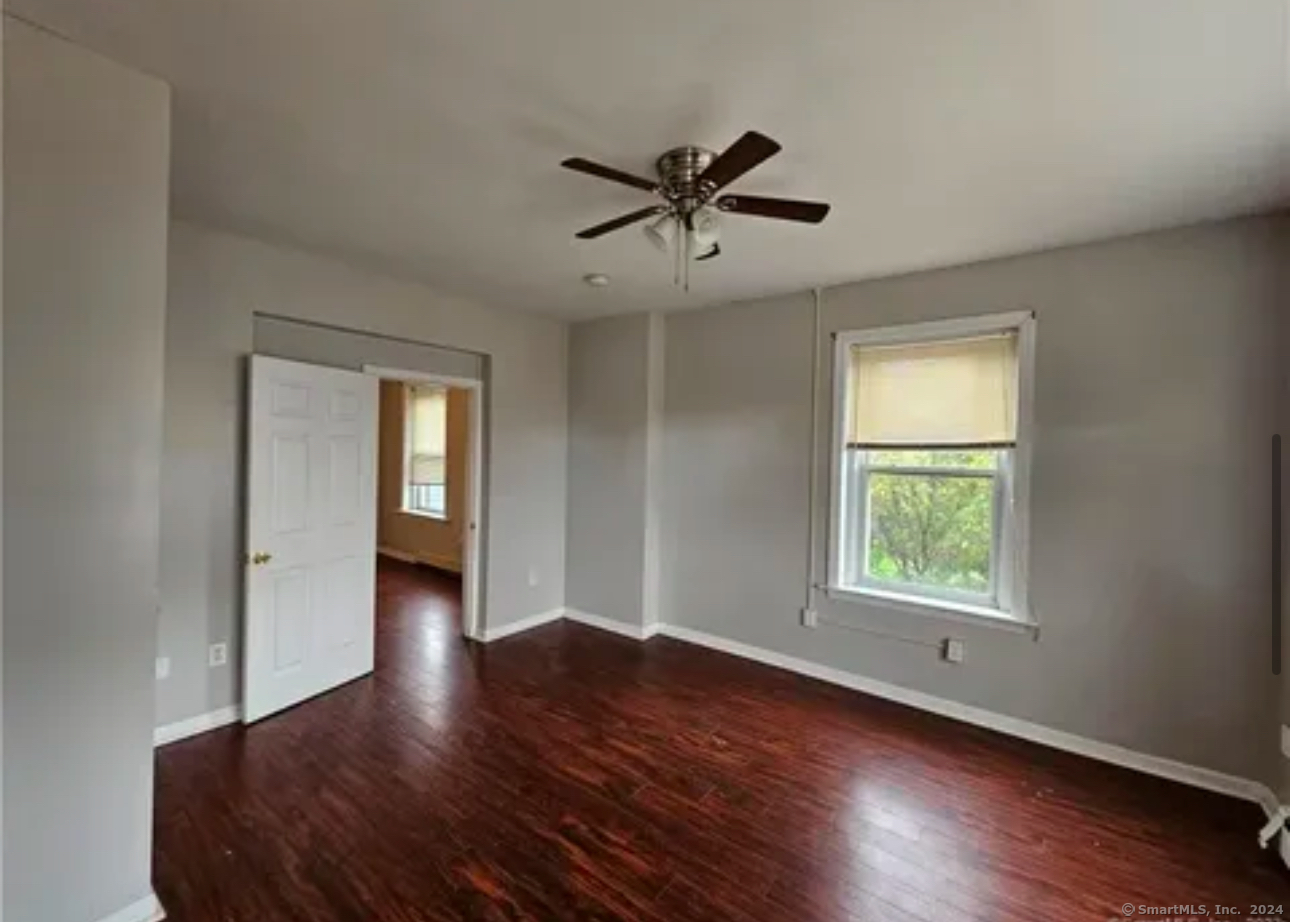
[153,557,1290,921]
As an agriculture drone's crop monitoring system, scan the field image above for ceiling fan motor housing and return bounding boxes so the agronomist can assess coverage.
[657,146,716,213]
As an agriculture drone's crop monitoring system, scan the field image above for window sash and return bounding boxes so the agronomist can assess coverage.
[405,483,446,517]
[858,461,997,479]
[843,451,1007,608]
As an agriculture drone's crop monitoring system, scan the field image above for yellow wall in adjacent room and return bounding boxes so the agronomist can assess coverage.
[377,380,469,572]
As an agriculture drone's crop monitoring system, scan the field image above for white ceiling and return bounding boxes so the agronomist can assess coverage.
[11,0,1290,320]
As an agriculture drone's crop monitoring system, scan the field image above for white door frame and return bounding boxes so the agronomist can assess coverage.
[363,365,484,642]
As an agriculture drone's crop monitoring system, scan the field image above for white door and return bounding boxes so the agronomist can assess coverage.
[243,355,379,723]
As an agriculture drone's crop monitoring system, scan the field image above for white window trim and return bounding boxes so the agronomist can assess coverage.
[827,310,1037,629]
[824,584,1037,633]
[401,505,448,523]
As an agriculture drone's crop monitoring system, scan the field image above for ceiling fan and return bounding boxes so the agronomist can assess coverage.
[561,131,831,288]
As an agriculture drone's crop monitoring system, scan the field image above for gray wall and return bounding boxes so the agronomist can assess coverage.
[4,19,170,922]
[658,216,1287,786]
[157,221,568,728]
[565,314,651,627]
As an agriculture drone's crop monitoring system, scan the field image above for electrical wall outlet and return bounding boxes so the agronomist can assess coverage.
[208,642,228,668]
[527,566,539,588]
[155,656,170,680]
[801,608,818,628]
[941,638,965,664]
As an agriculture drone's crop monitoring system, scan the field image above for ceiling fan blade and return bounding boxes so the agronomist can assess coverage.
[561,157,659,193]
[716,195,831,224]
[575,205,668,240]
[697,131,782,194]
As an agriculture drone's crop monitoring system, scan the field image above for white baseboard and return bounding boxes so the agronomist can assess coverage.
[378,546,462,574]
[657,623,1275,808]
[423,554,463,574]
[481,607,564,643]
[164,596,1273,818]
[1272,725,1290,867]
[154,705,242,748]
[95,892,165,922]
[1257,797,1290,869]
[564,609,660,641]
[1258,787,1283,818]
[377,545,418,564]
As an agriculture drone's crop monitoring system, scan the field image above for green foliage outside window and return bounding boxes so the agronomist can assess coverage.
[864,450,995,594]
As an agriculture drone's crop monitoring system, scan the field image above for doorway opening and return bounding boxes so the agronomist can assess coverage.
[366,366,483,643]
[241,344,486,726]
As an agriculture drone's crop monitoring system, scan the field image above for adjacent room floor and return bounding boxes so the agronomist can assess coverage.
[153,558,1290,921]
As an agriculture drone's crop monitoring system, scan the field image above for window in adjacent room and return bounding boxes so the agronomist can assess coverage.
[828,312,1035,624]
[403,383,448,519]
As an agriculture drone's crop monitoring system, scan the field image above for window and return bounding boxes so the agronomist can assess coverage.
[404,384,448,519]
[829,313,1034,625]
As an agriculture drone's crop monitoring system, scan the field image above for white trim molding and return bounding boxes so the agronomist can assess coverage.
[363,365,485,644]
[480,608,564,643]
[148,609,1283,856]
[377,545,462,574]
[154,706,242,748]
[94,892,165,922]
[657,623,1274,807]
[824,584,1037,634]
[377,545,418,565]
[1258,800,1290,869]
[362,365,481,391]
[827,310,1037,625]
[564,609,660,641]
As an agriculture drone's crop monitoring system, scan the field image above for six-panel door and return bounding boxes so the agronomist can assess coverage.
[243,355,379,723]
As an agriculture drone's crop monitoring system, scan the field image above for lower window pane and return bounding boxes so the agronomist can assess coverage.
[408,483,446,516]
[866,472,992,594]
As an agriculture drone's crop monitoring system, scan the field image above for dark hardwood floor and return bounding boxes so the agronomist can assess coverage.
[154,558,1290,921]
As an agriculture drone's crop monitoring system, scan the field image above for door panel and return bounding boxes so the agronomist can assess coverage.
[271,570,310,673]
[245,355,378,723]
[272,434,310,533]
[329,435,362,524]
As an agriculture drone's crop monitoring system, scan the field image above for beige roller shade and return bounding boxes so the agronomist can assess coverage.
[409,454,445,485]
[408,384,447,485]
[847,333,1018,448]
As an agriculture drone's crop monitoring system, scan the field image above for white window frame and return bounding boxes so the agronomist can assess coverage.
[401,382,449,521]
[827,311,1037,629]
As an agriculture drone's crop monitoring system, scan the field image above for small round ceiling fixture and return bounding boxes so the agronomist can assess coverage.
[582,273,611,288]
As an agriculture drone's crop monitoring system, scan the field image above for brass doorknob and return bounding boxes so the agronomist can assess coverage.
[247,551,273,566]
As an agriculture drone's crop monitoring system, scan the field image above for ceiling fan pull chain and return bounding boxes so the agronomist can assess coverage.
[684,225,692,292]
[673,217,682,287]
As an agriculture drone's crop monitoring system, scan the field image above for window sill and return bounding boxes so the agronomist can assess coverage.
[399,509,449,523]
[824,584,1036,634]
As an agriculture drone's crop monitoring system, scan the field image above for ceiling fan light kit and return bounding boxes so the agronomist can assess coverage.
[561,131,831,290]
